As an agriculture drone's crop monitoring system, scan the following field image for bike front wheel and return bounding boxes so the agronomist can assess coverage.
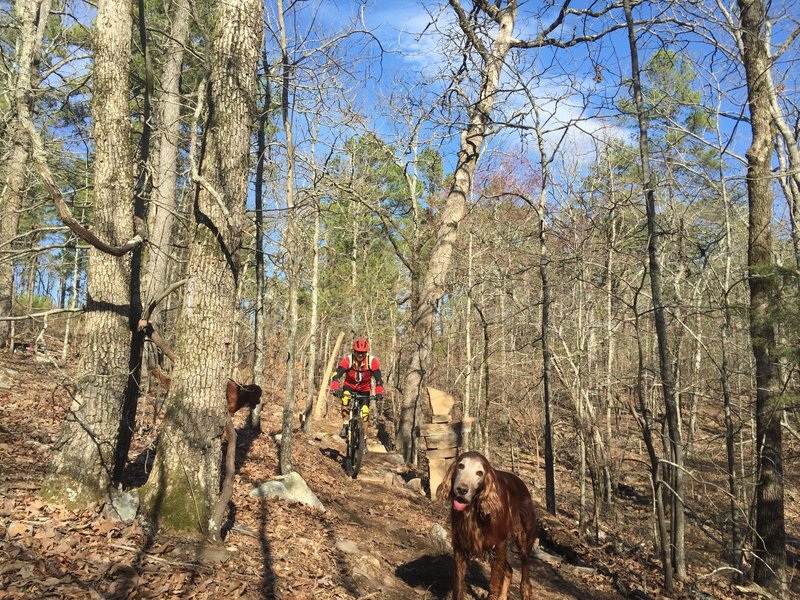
[345,415,366,478]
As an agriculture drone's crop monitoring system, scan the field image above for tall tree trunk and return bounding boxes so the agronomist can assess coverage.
[603,155,618,504]
[623,0,685,583]
[464,233,474,426]
[0,0,52,348]
[303,208,322,433]
[397,0,517,461]
[736,0,786,592]
[476,303,490,454]
[251,48,270,431]
[142,0,191,348]
[278,0,301,475]
[349,211,359,331]
[140,0,261,534]
[534,104,556,515]
[632,283,673,591]
[42,0,134,506]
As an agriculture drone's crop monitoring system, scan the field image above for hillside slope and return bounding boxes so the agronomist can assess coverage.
[0,353,789,599]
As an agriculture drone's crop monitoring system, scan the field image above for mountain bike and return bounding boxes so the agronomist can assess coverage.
[338,391,375,478]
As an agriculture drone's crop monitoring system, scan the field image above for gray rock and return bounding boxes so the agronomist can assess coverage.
[250,471,325,512]
[335,538,360,554]
[405,478,424,494]
[430,523,451,552]
[102,488,139,523]
[382,453,406,466]
[366,441,387,453]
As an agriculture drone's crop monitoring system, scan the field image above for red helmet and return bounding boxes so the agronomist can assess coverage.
[353,338,369,353]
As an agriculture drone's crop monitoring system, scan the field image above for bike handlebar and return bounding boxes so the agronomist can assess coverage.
[331,392,379,401]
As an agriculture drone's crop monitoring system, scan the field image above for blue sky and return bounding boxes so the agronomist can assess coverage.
[277,1,642,180]
[303,1,795,181]
[18,0,800,303]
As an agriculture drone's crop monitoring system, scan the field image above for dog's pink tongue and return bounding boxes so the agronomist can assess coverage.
[453,499,468,512]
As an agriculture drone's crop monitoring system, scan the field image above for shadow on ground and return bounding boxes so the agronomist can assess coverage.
[395,553,490,599]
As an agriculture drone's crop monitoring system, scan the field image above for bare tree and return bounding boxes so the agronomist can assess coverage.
[623,0,687,584]
[398,0,628,462]
[251,48,271,431]
[0,0,52,348]
[398,0,519,462]
[736,0,787,593]
[276,0,302,475]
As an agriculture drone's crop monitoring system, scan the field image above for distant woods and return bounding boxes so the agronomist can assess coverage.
[0,1,798,596]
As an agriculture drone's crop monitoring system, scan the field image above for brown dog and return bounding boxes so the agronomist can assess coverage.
[150,369,261,415]
[437,451,538,600]
[225,380,262,415]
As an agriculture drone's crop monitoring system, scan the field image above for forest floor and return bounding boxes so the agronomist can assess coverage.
[0,351,797,599]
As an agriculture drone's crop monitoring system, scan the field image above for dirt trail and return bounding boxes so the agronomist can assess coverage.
[0,353,765,599]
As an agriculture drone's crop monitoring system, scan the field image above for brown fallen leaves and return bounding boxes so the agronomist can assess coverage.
[2,352,793,599]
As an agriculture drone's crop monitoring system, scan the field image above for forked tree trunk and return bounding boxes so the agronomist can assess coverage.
[42,0,135,506]
[140,0,262,535]
[736,0,786,592]
[397,0,517,462]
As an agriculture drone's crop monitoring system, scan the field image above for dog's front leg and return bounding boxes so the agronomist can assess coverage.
[452,546,467,600]
[487,543,512,600]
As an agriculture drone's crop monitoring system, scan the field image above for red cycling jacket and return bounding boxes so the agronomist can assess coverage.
[329,353,384,395]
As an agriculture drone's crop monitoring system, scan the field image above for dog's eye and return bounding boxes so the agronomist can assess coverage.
[457,463,465,470]
[476,470,483,477]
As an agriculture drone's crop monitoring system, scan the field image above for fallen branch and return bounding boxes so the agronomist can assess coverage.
[107,543,209,568]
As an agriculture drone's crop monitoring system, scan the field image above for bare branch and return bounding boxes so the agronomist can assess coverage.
[0,307,83,322]
[22,118,146,257]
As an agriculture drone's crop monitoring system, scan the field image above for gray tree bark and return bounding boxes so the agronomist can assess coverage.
[41,0,135,506]
[397,0,517,462]
[277,0,302,475]
[142,0,192,345]
[140,0,262,535]
[736,0,787,593]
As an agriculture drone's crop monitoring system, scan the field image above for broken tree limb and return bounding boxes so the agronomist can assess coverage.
[22,116,146,256]
[312,331,345,422]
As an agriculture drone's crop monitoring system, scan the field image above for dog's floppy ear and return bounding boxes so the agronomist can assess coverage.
[436,456,459,502]
[477,463,502,518]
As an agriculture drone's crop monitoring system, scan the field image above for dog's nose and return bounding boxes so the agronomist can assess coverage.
[455,485,468,497]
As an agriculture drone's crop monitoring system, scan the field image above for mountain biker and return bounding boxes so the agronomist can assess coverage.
[329,338,384,439]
